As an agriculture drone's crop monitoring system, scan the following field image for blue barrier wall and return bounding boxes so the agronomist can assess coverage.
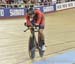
[0,5,55,18]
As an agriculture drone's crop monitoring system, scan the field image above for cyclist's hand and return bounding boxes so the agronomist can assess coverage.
[24,22,33,27]
[35,23,39,27]
[28,24,33,29]
[24,22,27,26]
[24,22,29,27]
[28,26,32,29]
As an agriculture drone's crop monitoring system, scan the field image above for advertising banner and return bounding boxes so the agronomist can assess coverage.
[56,1,75,11]
[0,9,4,16]
[0,5,54,17]
[43,6,54,13]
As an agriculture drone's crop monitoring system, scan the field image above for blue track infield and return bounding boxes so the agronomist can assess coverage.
[33,50,75,64]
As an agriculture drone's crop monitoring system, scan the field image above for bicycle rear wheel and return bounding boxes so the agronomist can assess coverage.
[38,37,45,57]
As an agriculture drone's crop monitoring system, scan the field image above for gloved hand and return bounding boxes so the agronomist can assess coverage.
[24,22,33,27]
[35,23,39,27]
[24,22,27,26]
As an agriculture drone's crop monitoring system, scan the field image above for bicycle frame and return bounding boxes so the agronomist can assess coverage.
[24,26,44,58]
[32,28,38,47]
[24,26,39,48]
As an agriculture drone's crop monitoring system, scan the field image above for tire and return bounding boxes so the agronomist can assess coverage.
[29,36,35,59]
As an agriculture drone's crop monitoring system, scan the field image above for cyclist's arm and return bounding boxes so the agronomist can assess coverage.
[36,14,42,25]
[25,15,32,26]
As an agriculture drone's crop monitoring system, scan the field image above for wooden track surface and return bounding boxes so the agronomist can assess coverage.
[0,8,75,64]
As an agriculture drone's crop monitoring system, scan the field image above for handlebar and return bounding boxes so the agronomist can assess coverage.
[24,26,39,32]
[24,28,29,32]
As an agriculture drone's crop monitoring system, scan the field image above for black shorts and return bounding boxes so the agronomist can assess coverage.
[31,20,44,29]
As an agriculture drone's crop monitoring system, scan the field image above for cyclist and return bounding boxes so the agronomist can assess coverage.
[25,7,46,52]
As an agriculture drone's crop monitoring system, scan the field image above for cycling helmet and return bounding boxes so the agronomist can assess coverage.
[27,7,34,15]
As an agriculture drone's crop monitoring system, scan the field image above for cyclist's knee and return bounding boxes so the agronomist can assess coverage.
[39,29,44,35]
[38,29,44,40]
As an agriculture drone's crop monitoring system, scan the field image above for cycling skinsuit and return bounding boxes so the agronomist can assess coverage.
[25,9,45,29]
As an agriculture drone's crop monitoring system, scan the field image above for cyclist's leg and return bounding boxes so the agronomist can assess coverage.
[38,16,45,45]
[38,25,46,52]
[38,25,45,45]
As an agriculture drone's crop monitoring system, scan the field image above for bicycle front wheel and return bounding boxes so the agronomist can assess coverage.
[28,37,35,59]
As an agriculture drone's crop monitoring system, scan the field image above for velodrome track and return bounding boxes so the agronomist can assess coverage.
[0,8,75,64]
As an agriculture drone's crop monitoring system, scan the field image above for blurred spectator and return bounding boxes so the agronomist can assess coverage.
[0,0,2,4]
[14,0,17,3]
[18,0,23,4]
[2,0,6,4]
[38,0,42,3]
[18,0,25,8]
[0,0,6,8]
[34,0,41,7]
[37,0,42,5]
[44,0,49,6]
[23,0,28,4]
[23,0,28,8]
[0,0,74,8]
[5,0,11,4]
[30,0,35,7]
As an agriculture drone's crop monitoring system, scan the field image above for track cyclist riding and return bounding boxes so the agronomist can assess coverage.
[24,7,46,59]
